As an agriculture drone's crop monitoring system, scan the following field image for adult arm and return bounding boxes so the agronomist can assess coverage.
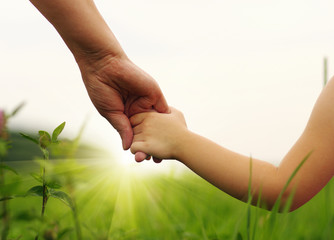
[29,0,169,152]
[131,78,334,211]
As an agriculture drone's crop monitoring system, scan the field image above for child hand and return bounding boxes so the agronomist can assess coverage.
[130,107,187,162]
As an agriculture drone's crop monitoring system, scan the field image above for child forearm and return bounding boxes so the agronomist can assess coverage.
[176,131,281,206]
[175,130,324,211]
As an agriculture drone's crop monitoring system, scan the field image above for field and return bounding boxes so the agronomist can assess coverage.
[1,131,334,240]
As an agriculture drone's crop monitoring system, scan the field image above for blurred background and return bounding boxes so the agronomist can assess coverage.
[1,0,334,167]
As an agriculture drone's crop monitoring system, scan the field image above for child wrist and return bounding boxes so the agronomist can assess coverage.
[172,129,192,161]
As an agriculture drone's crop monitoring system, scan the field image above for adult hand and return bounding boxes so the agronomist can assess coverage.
[29,0,169,162]
[78,54,169,155]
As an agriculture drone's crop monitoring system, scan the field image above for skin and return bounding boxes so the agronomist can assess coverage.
[29,0,169,161]
[131,77,334,211]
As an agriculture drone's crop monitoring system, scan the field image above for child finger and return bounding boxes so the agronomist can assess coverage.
[130,141,146,155]
[135,152,147,162]
[153,157,162,163]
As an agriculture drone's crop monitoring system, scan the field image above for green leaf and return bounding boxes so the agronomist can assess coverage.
[0,196,14,201]
[30,173,43,183]
[19,133,39,145]
[49,190,74,210]
[0,164,18,175]
[9,102,25,118]
[39,131,51,148]
[52,122,66,142]
[26,185,44,197]
[46,180,62,189]
[0,194,26,201]
[39,130,51,138]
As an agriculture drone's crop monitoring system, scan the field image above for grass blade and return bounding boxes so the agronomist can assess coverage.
[267,151,312,237]
[246,156,253,240]
[324,57,328,87]
[273,151,312,212]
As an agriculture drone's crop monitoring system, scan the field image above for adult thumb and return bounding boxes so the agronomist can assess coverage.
[105,112,133,150]
[154,95,170,114]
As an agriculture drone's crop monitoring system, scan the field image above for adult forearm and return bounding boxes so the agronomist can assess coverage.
[30,0,125,61]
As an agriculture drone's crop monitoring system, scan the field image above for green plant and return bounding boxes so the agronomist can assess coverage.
[20,122,74,239]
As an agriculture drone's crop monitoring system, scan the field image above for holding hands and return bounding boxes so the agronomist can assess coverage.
[78,54,169,150]
[30,0,334,211]
[130,107,187,162]
[79,55,169,162]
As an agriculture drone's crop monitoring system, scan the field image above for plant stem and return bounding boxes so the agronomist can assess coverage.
[72,203,82,240]
[41,150,49,218]
[246,157,253,240]
[67,177,82,240]
[41,172,47,218]
[35,149,49,240]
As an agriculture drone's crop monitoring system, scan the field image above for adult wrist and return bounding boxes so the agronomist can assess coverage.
[74,45,127,70]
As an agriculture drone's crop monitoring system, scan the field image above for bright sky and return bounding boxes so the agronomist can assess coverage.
[1,1,334,167]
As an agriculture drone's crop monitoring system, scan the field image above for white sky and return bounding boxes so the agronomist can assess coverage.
[1,1,334,167]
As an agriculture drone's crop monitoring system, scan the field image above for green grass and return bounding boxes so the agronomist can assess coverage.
[2,155,334,240]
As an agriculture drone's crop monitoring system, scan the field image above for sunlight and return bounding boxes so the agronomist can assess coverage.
[116,150,179,176]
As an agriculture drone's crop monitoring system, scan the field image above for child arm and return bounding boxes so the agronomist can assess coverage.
[130,78,334,211]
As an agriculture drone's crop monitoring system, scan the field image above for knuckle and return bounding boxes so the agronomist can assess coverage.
[142,120,152,129]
